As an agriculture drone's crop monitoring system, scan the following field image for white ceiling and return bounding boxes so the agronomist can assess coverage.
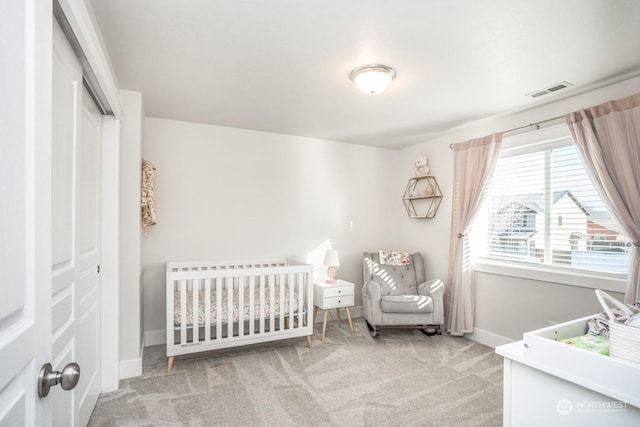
[89,0,640,149]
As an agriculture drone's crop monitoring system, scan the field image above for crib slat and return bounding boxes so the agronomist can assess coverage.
[288,273,294,329]
[278,274,284,330]
[259,275,266,333]
[249,276,255,335]
[227,277,233,338]
[167,280,175,348]
[204,279,211,342]
[192,280,199,343]
[298,273,304,328]
[216,278,222,341]
[180,280,187,345]
[269,274,275,332]
[238,276,244,337]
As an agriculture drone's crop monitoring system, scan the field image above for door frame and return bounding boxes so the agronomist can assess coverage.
[55,0,123,393]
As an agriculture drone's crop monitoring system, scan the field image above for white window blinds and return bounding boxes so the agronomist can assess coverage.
[475,134,630,275]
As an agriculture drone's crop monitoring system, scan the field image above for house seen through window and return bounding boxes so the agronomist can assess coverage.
[473,130,630,275]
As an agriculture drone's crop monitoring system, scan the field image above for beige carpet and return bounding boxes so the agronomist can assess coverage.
[89,319,503,426]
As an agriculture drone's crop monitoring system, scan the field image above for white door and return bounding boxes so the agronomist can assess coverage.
[0,5,104,425]
[51,20,103,426]
[0,1,52,425]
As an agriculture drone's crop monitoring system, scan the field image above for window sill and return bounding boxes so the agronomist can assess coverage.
[473,258,626,293]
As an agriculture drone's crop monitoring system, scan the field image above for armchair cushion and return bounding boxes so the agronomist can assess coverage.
[381,295,433,314]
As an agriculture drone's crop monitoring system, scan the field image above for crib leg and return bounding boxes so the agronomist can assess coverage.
[306,335,312,348]
[167,357,175,373]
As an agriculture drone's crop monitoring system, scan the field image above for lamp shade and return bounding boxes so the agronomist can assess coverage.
[323,249,340,267]
[349,64,396,95]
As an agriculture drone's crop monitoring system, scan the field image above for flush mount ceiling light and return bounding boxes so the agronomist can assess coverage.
[349,64,396,95]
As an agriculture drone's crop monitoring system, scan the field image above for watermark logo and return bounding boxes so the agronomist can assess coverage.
[556,398,573,415]
[556,398,627,415]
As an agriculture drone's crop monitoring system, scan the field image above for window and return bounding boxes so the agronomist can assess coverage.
[473,128,630,275]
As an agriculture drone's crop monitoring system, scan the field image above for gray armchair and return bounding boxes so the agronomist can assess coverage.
[362,251,444,337]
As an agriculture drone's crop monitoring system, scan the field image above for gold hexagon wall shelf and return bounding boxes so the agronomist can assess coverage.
[402,176,443,218]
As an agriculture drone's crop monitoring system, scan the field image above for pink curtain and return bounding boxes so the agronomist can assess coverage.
[447,133,502,336]
[566,93,640,303]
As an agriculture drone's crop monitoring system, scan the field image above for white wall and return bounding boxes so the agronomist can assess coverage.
[473,272,622,342]
[137,78,640,348]
[398,76,640,345]
[142,118,399,338]
[118,90,144,377]
[393,139,454,281]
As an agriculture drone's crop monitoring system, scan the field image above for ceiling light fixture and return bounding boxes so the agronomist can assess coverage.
[349,64,396,95]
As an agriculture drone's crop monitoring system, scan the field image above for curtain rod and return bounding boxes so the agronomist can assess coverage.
[449,114,566,149]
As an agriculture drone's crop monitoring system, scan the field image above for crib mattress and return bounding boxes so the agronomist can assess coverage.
[174,285,300,327]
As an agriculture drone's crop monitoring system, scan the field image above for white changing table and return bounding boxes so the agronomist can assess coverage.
[496,316,640,426]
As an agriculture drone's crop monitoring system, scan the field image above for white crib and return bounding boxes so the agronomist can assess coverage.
[165,258,313,372]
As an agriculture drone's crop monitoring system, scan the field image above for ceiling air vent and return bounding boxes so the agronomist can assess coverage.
[526,81,573,98]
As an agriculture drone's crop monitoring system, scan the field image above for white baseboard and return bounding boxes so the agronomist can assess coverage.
[145,329,166,346]
[119,357,142,379]
[466,327,514,348]
[119,338,144,379]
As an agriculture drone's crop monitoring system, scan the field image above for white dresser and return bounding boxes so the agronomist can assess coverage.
[497,316,640,426]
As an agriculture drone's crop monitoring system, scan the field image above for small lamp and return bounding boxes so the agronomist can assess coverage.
[323,249,340,283]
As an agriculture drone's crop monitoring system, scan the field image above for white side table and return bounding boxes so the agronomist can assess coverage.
[313,279,355,341]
